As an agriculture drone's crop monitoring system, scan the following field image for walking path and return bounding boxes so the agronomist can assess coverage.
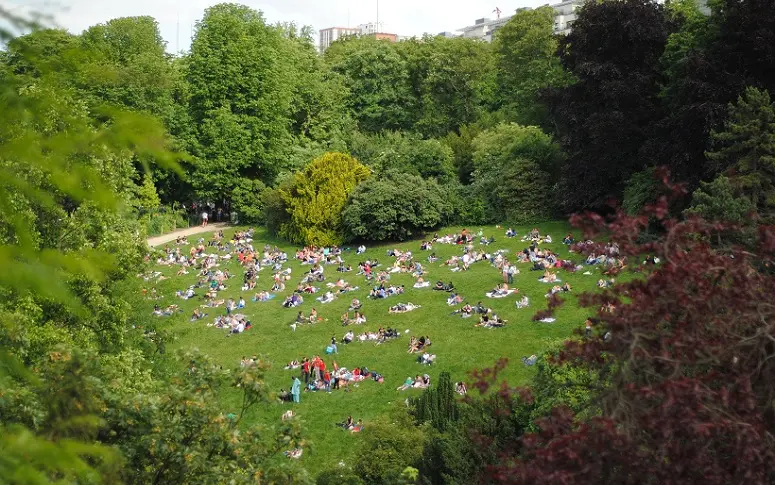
[146,223,230,247]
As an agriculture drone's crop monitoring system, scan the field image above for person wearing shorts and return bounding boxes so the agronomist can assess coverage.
[201,211,208,227]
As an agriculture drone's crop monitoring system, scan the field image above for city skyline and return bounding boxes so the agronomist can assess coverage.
[7,0,563,53]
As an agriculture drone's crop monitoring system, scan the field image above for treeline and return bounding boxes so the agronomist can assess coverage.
[6,0,773,245]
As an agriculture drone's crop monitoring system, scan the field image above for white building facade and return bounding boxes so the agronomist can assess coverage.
[456,0,587,41]
[319,27,361,52]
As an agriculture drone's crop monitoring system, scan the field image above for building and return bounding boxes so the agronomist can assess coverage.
[457,16,512,43]
[319,26,360,52]
[455,0,586,42]
[369,32,398,42]
[552,0,584,35]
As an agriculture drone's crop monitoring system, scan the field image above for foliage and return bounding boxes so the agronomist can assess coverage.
[325,37,415,133]
[410,371,458,432]
[706,87,775,219]
[546,0,672,212]
[494,7,572,126]
[622,167,660,215]
[470,123,561,223]
[685,175,755,223]
[398,36,496,137]
[231,178,266,224]
[348,131,456,184]
[444,124,482,185]
[470,190,775,484]
[342,172,451,242]
[353,409,425,484]
[277,152,371,246]
[186,3,295,196]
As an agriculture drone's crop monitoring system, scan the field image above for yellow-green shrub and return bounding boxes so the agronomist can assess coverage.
[279,152,371,246]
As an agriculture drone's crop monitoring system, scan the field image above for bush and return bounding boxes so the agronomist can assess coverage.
[231,178,266,223]
[470,123,562,223]
[342,173,452,242]
[278,152,371,246]
[353,411,425,484]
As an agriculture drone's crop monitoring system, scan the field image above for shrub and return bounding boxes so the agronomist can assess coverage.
[278,152,371,246]
[342,173,452,242]
[231,178,266,223]
[470,123,561,223]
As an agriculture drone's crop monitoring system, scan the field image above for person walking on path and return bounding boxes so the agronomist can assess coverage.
[201,210,209,227]
[291,376,302,403]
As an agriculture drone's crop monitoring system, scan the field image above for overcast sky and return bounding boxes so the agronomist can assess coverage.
[6,0,553,52]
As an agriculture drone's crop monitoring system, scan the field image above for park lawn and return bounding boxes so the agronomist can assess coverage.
[148,221,611,477]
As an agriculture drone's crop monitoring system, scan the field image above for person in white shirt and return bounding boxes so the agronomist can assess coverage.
[201,211,209,227]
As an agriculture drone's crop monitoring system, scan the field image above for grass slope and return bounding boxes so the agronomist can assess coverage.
[148,222,603,476]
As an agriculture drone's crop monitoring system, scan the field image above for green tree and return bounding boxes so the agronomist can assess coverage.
[707,87,775,219]
[411,372,458,432]
[471,123,562,223]
[342,173,452,242]
[186,3,295,195]
[278,152,371,246]
[230,178,266,223]
[325,37,415,133]
[354,410,425,484]
[494,7,572,126]
[399,36,496,137]
[685,175,755,223]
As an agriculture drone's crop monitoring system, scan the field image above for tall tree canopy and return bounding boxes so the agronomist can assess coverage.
[546,0,672,212]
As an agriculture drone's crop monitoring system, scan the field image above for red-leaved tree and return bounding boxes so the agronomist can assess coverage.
[477,175,775,484]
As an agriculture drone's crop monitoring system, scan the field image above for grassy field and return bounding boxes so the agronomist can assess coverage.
[148,222,606,476]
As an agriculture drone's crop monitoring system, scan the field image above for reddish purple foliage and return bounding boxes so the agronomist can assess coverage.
[476,177,775,484]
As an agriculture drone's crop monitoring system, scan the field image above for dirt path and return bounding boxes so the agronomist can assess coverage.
[146,223,230,247]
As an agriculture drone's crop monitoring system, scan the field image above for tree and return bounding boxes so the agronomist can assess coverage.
[278,152,371,246]
[411,372,458,432]
[186,3,295,194]
[325,37,415,133]
[349,131,456,184]
[342,172,451,242]
[707,87,775,219]
[230,178,266,223]
[354,410,425,484]
[685,175,755,224]
[494,7,572,126]
[470,123,562,223]
[399,36,496,137]
[471,192,775,484]
[545,0,672,212]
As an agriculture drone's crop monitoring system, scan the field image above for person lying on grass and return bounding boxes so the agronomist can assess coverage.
[413,277,430,288]
[516,295,530,309]
[252,291,275,302]
[283,293,303,308]
[152,304,179,316]
[389,302,420,313]
[433,280,455,292]
[190,307,207,321]
[446,292,464,305]
[487,284,517,298]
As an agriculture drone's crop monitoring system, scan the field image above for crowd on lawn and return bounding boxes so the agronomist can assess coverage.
[147,224,626,458]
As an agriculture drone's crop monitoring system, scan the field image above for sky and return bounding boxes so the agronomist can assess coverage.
[4,0,553,52]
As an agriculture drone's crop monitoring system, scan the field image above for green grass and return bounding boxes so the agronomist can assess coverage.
[149,222,604,476]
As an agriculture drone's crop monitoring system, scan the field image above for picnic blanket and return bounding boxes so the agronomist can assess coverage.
[486,289,516,298]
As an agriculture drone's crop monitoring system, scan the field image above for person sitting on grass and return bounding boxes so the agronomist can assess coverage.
[516,295,530,309]
[522,355,538,366]
[397,376,415,391]
[343,330,354,344]
[308,308,321,324]
[563,233,574,245]
[427,252,438,263]
[190,307,207,321]
[453,303,474,318]
[349,298,362,311]
[456,382,468,395]
[418,353,436,365]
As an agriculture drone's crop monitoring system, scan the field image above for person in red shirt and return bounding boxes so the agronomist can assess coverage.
[323,370,331,392]
[302,359,311,384]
